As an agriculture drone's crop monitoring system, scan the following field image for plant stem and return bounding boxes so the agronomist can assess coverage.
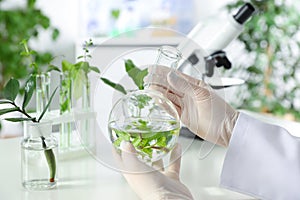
[262,44,274,113]
[41,136,56,183]
[11,102,37,122]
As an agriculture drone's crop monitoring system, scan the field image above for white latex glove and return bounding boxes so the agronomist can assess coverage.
[113,142,193,200]
[144,65,239,147]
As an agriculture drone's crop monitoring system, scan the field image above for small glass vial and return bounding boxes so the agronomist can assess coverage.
[59,72,73,150]
[21,121,58,190]
[36,72,51,115]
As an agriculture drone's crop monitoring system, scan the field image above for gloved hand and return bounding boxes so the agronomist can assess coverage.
[144,65,239,147]
[113,142,193,200]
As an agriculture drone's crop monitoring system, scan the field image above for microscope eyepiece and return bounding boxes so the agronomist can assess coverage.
[233,3,256,24]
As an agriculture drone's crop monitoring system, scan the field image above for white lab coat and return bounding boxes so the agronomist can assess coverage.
[220,112,300,200]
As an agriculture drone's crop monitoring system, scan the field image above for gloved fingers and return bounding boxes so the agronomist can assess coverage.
[152,159,164,172]
[147,65,171,77]
[146,65,211,99]
[164,144,182,180]
[150,85,182,112]
[120,142,151,173]
[145,65,183,97]
[145,70,192,102]
[168,71,213,102]
[167,71,198,97]
[144,73,170,93]
[112,146,124,169]
[112,143,150,172]
[144,65,170,88]
[148,64,207,88]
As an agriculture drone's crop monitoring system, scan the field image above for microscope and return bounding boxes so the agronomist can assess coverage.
[177,3,256,83]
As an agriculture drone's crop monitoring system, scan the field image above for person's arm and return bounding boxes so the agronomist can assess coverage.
[145,65,300,199]
[221,112,300,200]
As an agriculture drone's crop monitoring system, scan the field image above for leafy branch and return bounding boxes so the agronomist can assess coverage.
[0,78,57,122]
[111,119,179,160]
[60,39,100,103]
[0,77,57,183]
[0,0,59,93]
[20,39,60,75]
[101,59,148,93]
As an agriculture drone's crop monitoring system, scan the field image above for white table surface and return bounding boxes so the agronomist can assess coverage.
[0,135,256,200]
[2,110,300,200]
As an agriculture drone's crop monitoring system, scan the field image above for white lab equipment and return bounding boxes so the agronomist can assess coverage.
[177,3,255,81]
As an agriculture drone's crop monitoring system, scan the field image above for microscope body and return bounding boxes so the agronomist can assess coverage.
[177,3,255,80]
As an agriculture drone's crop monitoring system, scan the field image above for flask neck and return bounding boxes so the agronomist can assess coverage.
[144,46,182,89]
[156,46,182,69]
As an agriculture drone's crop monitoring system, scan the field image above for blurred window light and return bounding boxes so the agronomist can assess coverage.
[79,0,196,37]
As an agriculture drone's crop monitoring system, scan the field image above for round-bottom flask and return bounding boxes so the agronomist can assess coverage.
[108,46,182,163]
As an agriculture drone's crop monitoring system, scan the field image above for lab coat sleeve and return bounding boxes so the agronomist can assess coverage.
[220,112,300,200]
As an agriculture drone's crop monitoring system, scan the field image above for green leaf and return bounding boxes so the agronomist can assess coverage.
[27,0,36,9]
[115,129,130,141]
[62,60,73,72]
[111,9,120,19]
[246,66,263,74]
[125,60,148,90]
[60,99,70,113]
[113,138,122,148]
[20,51,29,56]
[156,136,167,147]
[101,77,127,95]
[3,78,20,101]
[20,39,28,46]
[47,65,61,72]
[73,69,85,100]
[135,94,152,110]
[29,50,37,56]
[141,147,153,158]
[22,76,35,110]
[4,117,35,122]
[52,28,60,40]
[125,59,135,71]
[38,87,58,122]
[139,138,149,147]
[0,107,19,116]
[89,66,100,74]
[132,137,142,147]
[76,61,89,73]
[0,100,13,104]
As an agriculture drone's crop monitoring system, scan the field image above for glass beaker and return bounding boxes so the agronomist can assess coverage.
[21,121,58,190]
[108,46,182,163]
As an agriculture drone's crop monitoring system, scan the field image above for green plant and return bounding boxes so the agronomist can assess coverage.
[109,119,180,160]
[0,77,57,182]
[0,0,59,94]
[225,0,300,120]
[60,39,100,113]
[20,39,60,75]
[100,59,148,94]
[102,60,180,161]
[18,39,60,117]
